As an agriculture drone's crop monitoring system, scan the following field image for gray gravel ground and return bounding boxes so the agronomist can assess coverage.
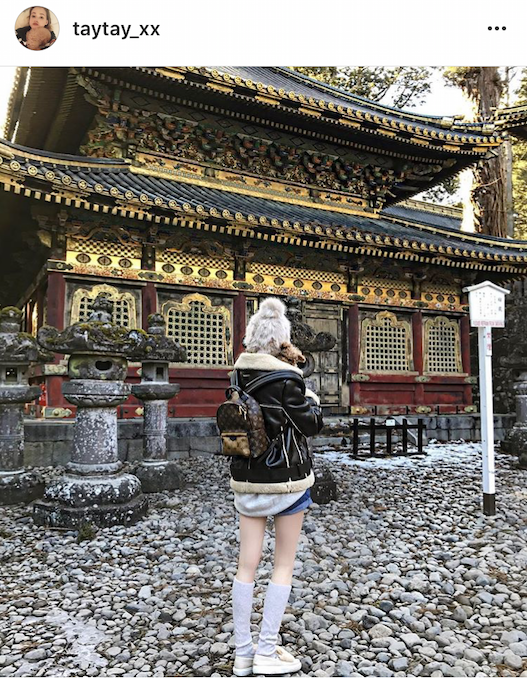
[0,440,526,678]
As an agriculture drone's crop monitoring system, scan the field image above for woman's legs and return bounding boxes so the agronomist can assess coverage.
[236,514,267,582]
[256,510,305,657]
[233,515,267,658]
[272,510,305,584]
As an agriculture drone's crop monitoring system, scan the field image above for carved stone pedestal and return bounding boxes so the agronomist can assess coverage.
[311,462,338,504]
[501,369,527,468]
[33,296,148,527]
[132,314,186,493]
[0,307,50,505]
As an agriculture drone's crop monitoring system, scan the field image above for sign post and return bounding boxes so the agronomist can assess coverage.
[463,282,509,516]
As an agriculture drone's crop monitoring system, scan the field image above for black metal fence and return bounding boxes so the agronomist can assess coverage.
[350,418,426,457]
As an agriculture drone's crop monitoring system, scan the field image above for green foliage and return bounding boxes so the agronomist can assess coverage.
[419,175,462,206]
[511,70,527,239]
[77,521,97,543]
[512,141,527,239]
[292,66,436,109]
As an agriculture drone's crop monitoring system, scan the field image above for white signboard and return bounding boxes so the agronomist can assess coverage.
[464,282,508,328]
[462,281,510,516]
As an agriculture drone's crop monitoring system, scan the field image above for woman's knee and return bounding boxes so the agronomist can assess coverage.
[238,551,262,575]
[236,561,259,580]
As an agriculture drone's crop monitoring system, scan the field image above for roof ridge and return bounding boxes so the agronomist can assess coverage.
[270,67,446,121]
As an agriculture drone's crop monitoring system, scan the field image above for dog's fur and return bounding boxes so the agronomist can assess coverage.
[276,342,306,366]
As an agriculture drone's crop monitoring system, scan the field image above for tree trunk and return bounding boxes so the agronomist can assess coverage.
[458,68,509,238]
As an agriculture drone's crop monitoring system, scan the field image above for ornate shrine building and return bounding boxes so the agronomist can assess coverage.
[2,66,527,419]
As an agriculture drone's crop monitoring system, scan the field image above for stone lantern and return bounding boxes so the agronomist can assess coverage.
[33,295,148,527]
[0,307,52,505]
[284,297,337,503]
[501,349,527,467]
[132,313,187,492]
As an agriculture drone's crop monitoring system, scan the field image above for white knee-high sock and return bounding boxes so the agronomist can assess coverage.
[232,577,255,657]
[256,581,292,657]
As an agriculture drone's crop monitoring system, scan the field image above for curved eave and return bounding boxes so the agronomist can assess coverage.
[145,67,508,152]
[1,140,527,274]
[494,103,527,141]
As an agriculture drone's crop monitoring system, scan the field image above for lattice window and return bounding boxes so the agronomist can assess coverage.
[250,262,345,284]
[159,250,231,270]
[68,238,141,259]
[424,316,462,373]
[360,311,412,372]
[422,282,459,296]
[162,294,231,366]
[360,277,412,291]
[70,284,137,328]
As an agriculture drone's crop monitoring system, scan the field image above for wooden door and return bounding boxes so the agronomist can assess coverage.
[304,302,346,413]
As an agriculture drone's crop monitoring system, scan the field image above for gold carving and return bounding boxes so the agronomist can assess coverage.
[70,283,138,328]
[255,95,280,106]
[350,373,370,382]
[298,107,322,118]
[415,406,432,414]
[207,82,234,94]
[47,407,73,418]
[351,406,370,415]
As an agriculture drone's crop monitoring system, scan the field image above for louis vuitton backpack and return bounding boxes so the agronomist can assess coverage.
[216,370,304,458]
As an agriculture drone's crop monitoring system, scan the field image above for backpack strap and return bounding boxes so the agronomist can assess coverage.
[244,370,304,395]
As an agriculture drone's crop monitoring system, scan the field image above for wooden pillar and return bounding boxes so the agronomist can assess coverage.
[348,305,360,405]
[412,311,424,404]
[45,271,67,410]
[233,293,246,360]
[141,283,158,330]
[25,301,33,335]
[460,314,473,404]
[46,271,66,331]
[36,283,45,330]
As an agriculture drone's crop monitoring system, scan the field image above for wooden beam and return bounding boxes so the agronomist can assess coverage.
[233,293,246,360]
[348,305,360,405]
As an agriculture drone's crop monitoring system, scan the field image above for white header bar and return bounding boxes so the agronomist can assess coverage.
[0,0,524,66]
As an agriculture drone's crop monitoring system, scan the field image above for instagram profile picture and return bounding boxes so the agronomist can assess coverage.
[15,6,59,50]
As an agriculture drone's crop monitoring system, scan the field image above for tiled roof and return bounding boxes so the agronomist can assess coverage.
[1,140,526,268]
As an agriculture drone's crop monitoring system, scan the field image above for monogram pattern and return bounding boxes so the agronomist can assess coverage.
[216,389,269,457]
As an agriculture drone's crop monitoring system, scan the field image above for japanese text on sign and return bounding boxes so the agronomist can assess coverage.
[469,288,506,327]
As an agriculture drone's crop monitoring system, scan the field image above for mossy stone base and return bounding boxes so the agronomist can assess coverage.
[32,472,148,527]
[502,425,527,468]
[134,461,184,493]
[32,494,148,528]
[0,470,45,505]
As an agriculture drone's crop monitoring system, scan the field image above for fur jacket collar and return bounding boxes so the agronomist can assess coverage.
[233,352,303,375]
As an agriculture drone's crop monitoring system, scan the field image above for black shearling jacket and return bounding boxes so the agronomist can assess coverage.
[229,352,324,493]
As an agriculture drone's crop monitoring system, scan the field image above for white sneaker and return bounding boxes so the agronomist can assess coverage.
[253,646,302,675]
[233,643,257,677]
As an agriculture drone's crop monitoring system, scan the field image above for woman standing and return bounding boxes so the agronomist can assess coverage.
[228,298,324,676]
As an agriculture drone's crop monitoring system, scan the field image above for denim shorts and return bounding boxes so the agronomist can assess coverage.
[275,488,312,517]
